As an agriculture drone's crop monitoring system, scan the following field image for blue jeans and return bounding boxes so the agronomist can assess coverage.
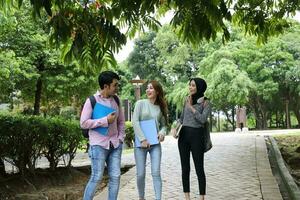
[134,144,162,200]
[83,144,122,200]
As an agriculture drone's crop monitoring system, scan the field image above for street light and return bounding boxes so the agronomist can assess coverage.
[130,75,145,100]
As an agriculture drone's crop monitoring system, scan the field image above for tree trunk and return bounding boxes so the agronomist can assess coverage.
[259,108,268,129]
[33,76,43,115]
[9,93,14,110]
[232,107,235,131]
[224,111,234,131]
[293,109,300,128]
[33,62,45,115]
[252,98,268,130]
[210,111,213,132]
[285,99,291,129]
[269,114,272,128]
[217,111,221,132]
[0,159,6,177]
[275,111,279,128]
[262,114,268,129]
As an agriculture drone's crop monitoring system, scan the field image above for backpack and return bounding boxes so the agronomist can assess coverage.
[81,95,120,138]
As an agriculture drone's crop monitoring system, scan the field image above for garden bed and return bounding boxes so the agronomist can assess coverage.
[0,165,132,200]
[274,133,300,188]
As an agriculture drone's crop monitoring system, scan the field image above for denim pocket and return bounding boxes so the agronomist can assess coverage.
[89,145,99,160]
[89,145,107,161]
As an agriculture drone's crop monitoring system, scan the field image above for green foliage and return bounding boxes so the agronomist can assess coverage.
[59,106,77,119]
[123,21,300,130]
[0,112,83,174]
[0,50,21,103]
[209,63,253,105]
[127,32,161,82]
[124,121,134,148]
[0,5,99,114]
[1,0,298,68]
[200,23,300,129]
[124,25,203,112]
[166,82,188,113]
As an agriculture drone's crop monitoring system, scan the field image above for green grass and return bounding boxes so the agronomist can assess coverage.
[274,133,300,170]
[274,132,300,137]
[274,133,300,153]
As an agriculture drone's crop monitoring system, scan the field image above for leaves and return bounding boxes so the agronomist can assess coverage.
[0,5,99,112]
[2,0,299,68]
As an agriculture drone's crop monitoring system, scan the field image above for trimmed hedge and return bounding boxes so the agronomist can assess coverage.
[0,113,83,175]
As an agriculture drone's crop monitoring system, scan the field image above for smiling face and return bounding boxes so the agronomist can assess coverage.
[189,80,197,95]
[146,83,158,100]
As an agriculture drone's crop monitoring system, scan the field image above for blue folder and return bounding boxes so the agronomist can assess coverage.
[92,103,116,135]
[135,119,159,147]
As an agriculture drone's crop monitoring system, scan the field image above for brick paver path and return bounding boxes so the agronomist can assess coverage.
[96,132,284,200]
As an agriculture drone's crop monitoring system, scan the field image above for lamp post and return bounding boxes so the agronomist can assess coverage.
[130,75,145,100]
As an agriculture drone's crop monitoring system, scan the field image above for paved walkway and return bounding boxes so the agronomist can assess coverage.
[95,130,300,200]
[5,130,298,199]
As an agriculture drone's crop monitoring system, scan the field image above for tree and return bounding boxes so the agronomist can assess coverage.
[233,39,279,129]
[195,23,300,129]
[1,0,297,68]
[154,25,202,84]
[0,6,98,115]
[0,51,21,107]
[279,24,300,127]
[124,25,205,121]
[127,25,202,86]
[127,32,162,83]
[197,46,254,130]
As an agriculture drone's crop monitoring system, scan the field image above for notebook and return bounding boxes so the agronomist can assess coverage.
[135,119,159,147]
[92,103,116,135]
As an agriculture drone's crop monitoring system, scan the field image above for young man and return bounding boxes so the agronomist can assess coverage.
[81,71,125,200]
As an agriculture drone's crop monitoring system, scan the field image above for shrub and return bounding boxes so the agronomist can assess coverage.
[0,113,83,175]
[124,121,134,148]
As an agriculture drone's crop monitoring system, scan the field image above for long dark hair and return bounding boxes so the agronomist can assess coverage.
[149,80,168,124]
[190,78,207,105]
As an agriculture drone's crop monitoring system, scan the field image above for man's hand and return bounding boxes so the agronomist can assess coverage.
[107,112,116,124]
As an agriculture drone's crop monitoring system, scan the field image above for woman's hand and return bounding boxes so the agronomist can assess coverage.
[203,99,209,108]
[186,96,192,106]
[158,133,165,142]
[186,96,196,113]
[170,128,177,138]
[141,139,150,148]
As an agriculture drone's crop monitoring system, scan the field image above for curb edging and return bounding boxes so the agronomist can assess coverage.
[256,136,283,200]
[269,136,300,200]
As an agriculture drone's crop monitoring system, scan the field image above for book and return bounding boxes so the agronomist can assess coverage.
[170,120,182,139]
[174,123,182,139]
[135,119,159,147]
[92,102,116,135]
